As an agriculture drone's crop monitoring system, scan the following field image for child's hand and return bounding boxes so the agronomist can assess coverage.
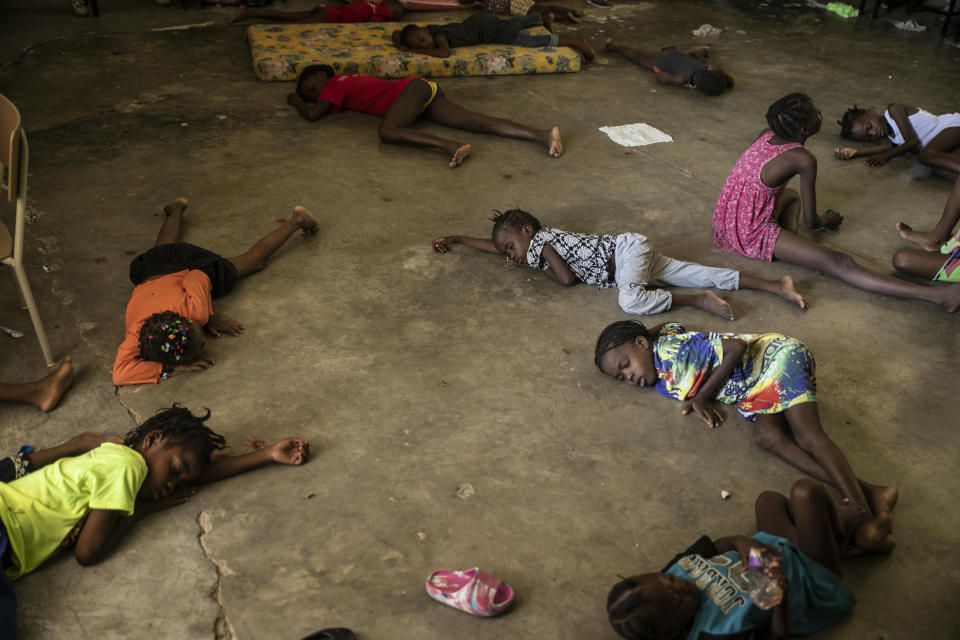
[833,147,857,160]
[173,355,216,373]
[139,486,197,513]
[681,396,725,428]
[205,317,245,338]
[821,209,844,229]
[865,154,890,167]
[765,563,790,596]
[286,92,301,106]
[268,438,310,465]
[64,430,123,455]
[432,236,459,253]
[505,254,527,267]
[731,537,781,567]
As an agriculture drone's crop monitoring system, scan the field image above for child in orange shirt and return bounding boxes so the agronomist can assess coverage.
[112,198,318,386]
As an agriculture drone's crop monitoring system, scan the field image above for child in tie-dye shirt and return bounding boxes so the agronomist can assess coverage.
[594,321,898,556]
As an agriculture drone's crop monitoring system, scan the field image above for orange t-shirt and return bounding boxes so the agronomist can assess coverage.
[112,270,214,386]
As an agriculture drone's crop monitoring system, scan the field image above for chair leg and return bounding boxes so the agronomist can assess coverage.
[9,269,27,308]
[11,263,54,367]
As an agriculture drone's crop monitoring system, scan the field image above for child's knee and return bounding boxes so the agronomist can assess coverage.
[789,478,827,505]
[618,287,670,316]
[824,249,856,274]
[754,490,783,517]
[891,250,910,272]
[752,421,781,451]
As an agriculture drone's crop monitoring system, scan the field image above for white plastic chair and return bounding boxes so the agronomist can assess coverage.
[1,93,54,366]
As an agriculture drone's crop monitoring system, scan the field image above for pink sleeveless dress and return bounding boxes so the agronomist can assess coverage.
[712,131,802,262]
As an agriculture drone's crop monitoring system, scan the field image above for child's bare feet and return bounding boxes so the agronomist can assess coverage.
[850,511,895,554]
[543,12,555,34]
[576,38,596,63]
[864,484,899,515]
[696,291,734,320]
[776,275,807,310]
[32,357,74,412]
[545,126,563,158]
[163,197,189,217]
[449,143,471,168]
[227,5,248,23]
[605,37,616,51]
[896,221,945,251]
[289,205,319,235]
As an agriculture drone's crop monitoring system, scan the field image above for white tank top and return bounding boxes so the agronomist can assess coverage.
[885,108,960,148]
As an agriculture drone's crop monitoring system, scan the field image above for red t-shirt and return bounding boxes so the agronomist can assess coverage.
[317,74,420,117]
[325,1,392,22]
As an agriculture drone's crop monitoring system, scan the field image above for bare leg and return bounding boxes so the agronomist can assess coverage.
[896,177,960,250]
[891,249,951,279]
[604,39,659,69]
[378,81,471,167]
[533,4,584,23]
[228,5,326,23]
[772,228,960,311]
[917,127,960,178]
[738,273,807,309]
[773,188,801,233]
[226,206,319,279]
[670,291,733,320]
[0,357,74,412]
[154,197,188,246]
[557,36,594,62]
[423,94,562,158]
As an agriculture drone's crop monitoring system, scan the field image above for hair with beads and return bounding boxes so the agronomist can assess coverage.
[138,311,201,368]
[594,320,651,370]
[607,577,660,640]
[489,208,543,238]
[123,404,226,468]
[765,92,815,140]
[838,105,868,139]
[295,64,335,100]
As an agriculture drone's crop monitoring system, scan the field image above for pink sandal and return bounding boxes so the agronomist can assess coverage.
[425,567,514,617]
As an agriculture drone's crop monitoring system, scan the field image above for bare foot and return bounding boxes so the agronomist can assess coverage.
[605,37,616,51]
[545,126,563,158]
[865,484,899,515]
[33,357,74,412]
[227,5,247,23]
[850,511,896,554]
[289,205,319,235]
[543,12,555,34]
[577,39,596,63]
[696,291,734,321]
[777,275,807,310]
[163,197,189,217]
[940,282,960,313]
[449,143,471,168]
[564,9,584,23]
[896,221,944,251]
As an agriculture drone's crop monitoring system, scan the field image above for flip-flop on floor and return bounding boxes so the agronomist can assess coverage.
[247,22,582,81]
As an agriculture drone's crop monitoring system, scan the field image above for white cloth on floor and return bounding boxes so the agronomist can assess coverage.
[599,123,673,147]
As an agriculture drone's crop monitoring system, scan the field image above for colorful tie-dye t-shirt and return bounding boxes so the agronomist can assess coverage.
[652,323,817,421]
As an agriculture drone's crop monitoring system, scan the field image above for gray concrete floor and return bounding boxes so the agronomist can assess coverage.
[1,0,959,638]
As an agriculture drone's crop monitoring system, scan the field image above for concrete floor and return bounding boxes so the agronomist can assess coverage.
[1,0,959,638]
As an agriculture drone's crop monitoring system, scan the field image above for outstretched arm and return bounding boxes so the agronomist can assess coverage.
[793,150,840,229]
[540,244,578,286]
[682,337,746,428]
[433,235,500,254]
[287,93,333,121]
[834,139,894,160]
[197,438,309,485]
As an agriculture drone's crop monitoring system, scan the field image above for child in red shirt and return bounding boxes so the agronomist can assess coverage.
[112,198,319,386]
[287,66,563,167]
[228,0,404,24]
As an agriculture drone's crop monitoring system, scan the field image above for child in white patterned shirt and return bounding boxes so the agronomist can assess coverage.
[432,209,807,319]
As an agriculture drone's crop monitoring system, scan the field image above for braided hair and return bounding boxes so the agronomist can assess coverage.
[594,320,651,371]
[138,311,201,368]
[838,105,867,139]
[295,64,335,100]
[765,92,815,141]
[124,404,227,468]
[607,577,660,640]
[489,208,543,238]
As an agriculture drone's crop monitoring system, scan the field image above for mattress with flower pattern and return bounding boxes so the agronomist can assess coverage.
[247,22,582,81]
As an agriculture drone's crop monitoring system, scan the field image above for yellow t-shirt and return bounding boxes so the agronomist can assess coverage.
[0,442,147,579]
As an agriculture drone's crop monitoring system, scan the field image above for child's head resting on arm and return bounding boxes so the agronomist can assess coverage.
[765,92,821,141]
[838,105,889,142]
[138,311,205,370]
[690,69,730,97]
[594,320,658,387]
[607,573,701,640]
[123,404,227,500]
[490,208,542,263]
[395,24,435,50]
[295,64,335,103]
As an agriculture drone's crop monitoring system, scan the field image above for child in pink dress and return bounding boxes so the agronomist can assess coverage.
[712,93,960,312]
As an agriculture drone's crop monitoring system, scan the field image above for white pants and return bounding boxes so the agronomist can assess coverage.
[614,233,740,315]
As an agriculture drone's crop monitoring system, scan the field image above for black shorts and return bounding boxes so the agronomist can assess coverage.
[129,242,238,299]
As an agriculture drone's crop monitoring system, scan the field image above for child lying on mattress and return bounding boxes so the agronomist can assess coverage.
[393,12,595,62]
[229,0,404,23]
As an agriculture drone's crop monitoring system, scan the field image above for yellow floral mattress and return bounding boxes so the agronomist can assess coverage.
[247,22,582,82]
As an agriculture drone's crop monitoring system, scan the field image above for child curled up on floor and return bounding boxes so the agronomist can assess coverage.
[393,12,595,62]
[228,0,405,24]
[607,479,868,640]
[433,209,806,320]
[835,103,960,181]
[594,320,897,555]
[113,197,319,386]
[603,40,733,96]
[0,407,309,634]
[713,92,960,312]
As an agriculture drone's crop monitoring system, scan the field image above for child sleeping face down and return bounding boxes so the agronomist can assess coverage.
[609,573,701,640]
[599,336,659,388]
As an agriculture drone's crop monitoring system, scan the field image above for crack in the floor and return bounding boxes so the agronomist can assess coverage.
[197,509,236,640]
